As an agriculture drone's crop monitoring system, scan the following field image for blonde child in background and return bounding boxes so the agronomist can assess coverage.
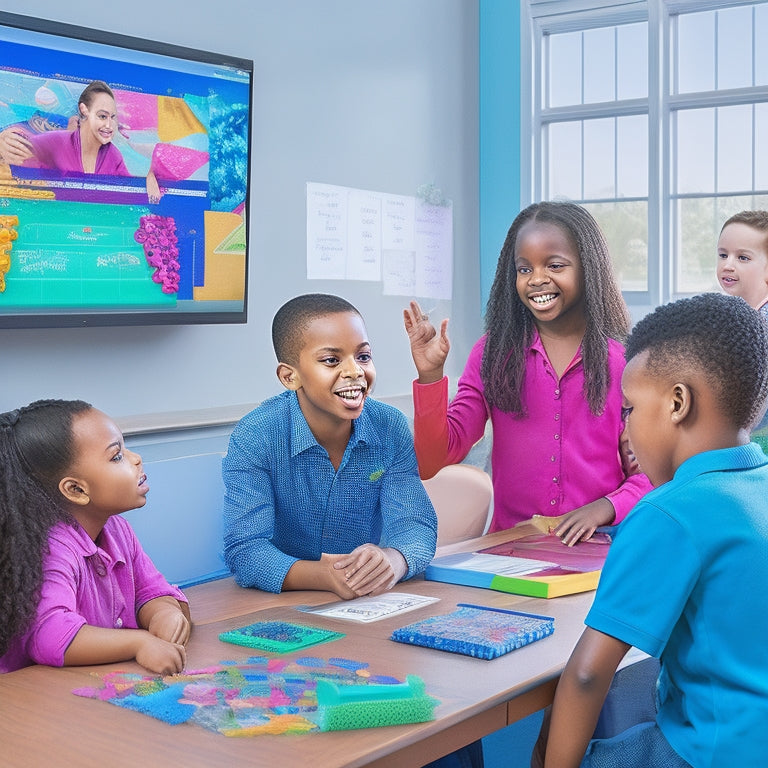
[717,210,768,444]
[716,210,768,319]
[404,201,651,546]
[0,399,190,675]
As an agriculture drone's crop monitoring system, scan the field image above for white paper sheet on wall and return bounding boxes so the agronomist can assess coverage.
[413,199,453,300]
[306,183,347,279]
[347,188,382,281]
[306,181,452,299]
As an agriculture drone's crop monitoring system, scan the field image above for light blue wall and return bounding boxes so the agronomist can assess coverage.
[122,426,233,586]
[0,0,481,420]
[479,0,521,310]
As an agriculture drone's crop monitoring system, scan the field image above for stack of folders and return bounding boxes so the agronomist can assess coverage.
[425,530,612,598]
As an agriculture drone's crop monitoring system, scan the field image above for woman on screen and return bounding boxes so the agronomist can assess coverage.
[0,80,160,203]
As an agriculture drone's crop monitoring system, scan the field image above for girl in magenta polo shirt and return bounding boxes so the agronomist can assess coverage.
[404,201,652,545]
[0,399,189,675]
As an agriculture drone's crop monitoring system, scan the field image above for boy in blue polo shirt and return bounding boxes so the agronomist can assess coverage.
[222,293,437,598]
[542,293,768,767]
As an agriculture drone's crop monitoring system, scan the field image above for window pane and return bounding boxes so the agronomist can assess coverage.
[676,198,722,294]
[676,195,768,294]
[548,31,582,108]
[675,108,715,194]
[757,5,768,86]
[584,118,615,198]
[676,11,715,93]
[583,27,615,103]
[756,103,768,190]
[717,5,753,90]
[584,201,648,292]
[617,23,648,100]
[548,121,582,199]
[717,104,753,193]
[530,1,768,308]
[617,115,648,197]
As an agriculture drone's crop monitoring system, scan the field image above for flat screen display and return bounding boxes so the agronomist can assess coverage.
[0,11,252,328]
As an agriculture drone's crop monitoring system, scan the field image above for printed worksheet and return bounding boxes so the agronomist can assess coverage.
[299,593,440,623]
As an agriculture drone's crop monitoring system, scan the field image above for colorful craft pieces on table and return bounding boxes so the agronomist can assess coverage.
[72,656,438,735]
[218,620,345,653]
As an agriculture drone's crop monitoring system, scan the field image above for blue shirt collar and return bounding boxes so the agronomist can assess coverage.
[286,391,380,458]
[673,442,768,484]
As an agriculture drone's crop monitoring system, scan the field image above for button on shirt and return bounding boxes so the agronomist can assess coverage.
[222,391,438,594]
[413,332,652,531]
[0,516,187,673]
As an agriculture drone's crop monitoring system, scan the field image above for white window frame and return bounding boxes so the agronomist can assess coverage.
[521,0,768,310]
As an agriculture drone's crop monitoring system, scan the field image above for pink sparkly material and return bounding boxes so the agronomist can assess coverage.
[150,144,208,181]
[134,215,181,294]
[114,91,159,132]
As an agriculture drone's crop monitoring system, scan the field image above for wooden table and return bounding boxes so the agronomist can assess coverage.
[0,532,593,768]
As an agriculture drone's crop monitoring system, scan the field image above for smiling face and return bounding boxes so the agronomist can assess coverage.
[79,91,118,148]
[280,311,376,434]
[621,351,678,487]
[63,408,148,526]
[514,220,586,329]
[716,222,768,309]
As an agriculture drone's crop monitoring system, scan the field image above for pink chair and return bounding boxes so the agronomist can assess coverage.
[422,464,493,546]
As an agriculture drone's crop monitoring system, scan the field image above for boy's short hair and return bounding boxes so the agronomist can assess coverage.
[271,293,361,364]
[720,210,768,252]
[625,293,768,430]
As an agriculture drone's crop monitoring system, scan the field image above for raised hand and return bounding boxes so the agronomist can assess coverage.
[403,300,450,383]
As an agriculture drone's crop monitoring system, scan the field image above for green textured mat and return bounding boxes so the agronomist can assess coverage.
[218,621,345,653]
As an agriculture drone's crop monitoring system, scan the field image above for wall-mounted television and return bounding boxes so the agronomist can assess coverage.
[0,11,252,328]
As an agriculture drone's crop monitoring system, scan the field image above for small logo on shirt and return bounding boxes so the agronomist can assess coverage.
[369,469,385,482]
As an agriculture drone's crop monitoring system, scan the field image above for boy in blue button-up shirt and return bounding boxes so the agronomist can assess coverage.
[223,293,437,597]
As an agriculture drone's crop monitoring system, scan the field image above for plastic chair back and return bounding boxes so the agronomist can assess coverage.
[423,464,493,546]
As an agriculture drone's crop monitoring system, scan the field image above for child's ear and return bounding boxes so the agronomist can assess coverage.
[276,362,301,391]
[670,382,692,424]
[59,477,90,505]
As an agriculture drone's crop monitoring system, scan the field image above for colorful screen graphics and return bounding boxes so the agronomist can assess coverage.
[0,12,252,327]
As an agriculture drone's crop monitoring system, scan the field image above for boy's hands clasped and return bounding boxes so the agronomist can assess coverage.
[324,545,408,599]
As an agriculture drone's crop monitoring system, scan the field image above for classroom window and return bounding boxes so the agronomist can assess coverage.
[523,0,768,306]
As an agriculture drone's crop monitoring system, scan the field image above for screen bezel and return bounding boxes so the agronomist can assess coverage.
[0,10,253,329]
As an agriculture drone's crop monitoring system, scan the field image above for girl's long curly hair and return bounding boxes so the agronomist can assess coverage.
[481,202,630,416]
[0,399,91,658]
